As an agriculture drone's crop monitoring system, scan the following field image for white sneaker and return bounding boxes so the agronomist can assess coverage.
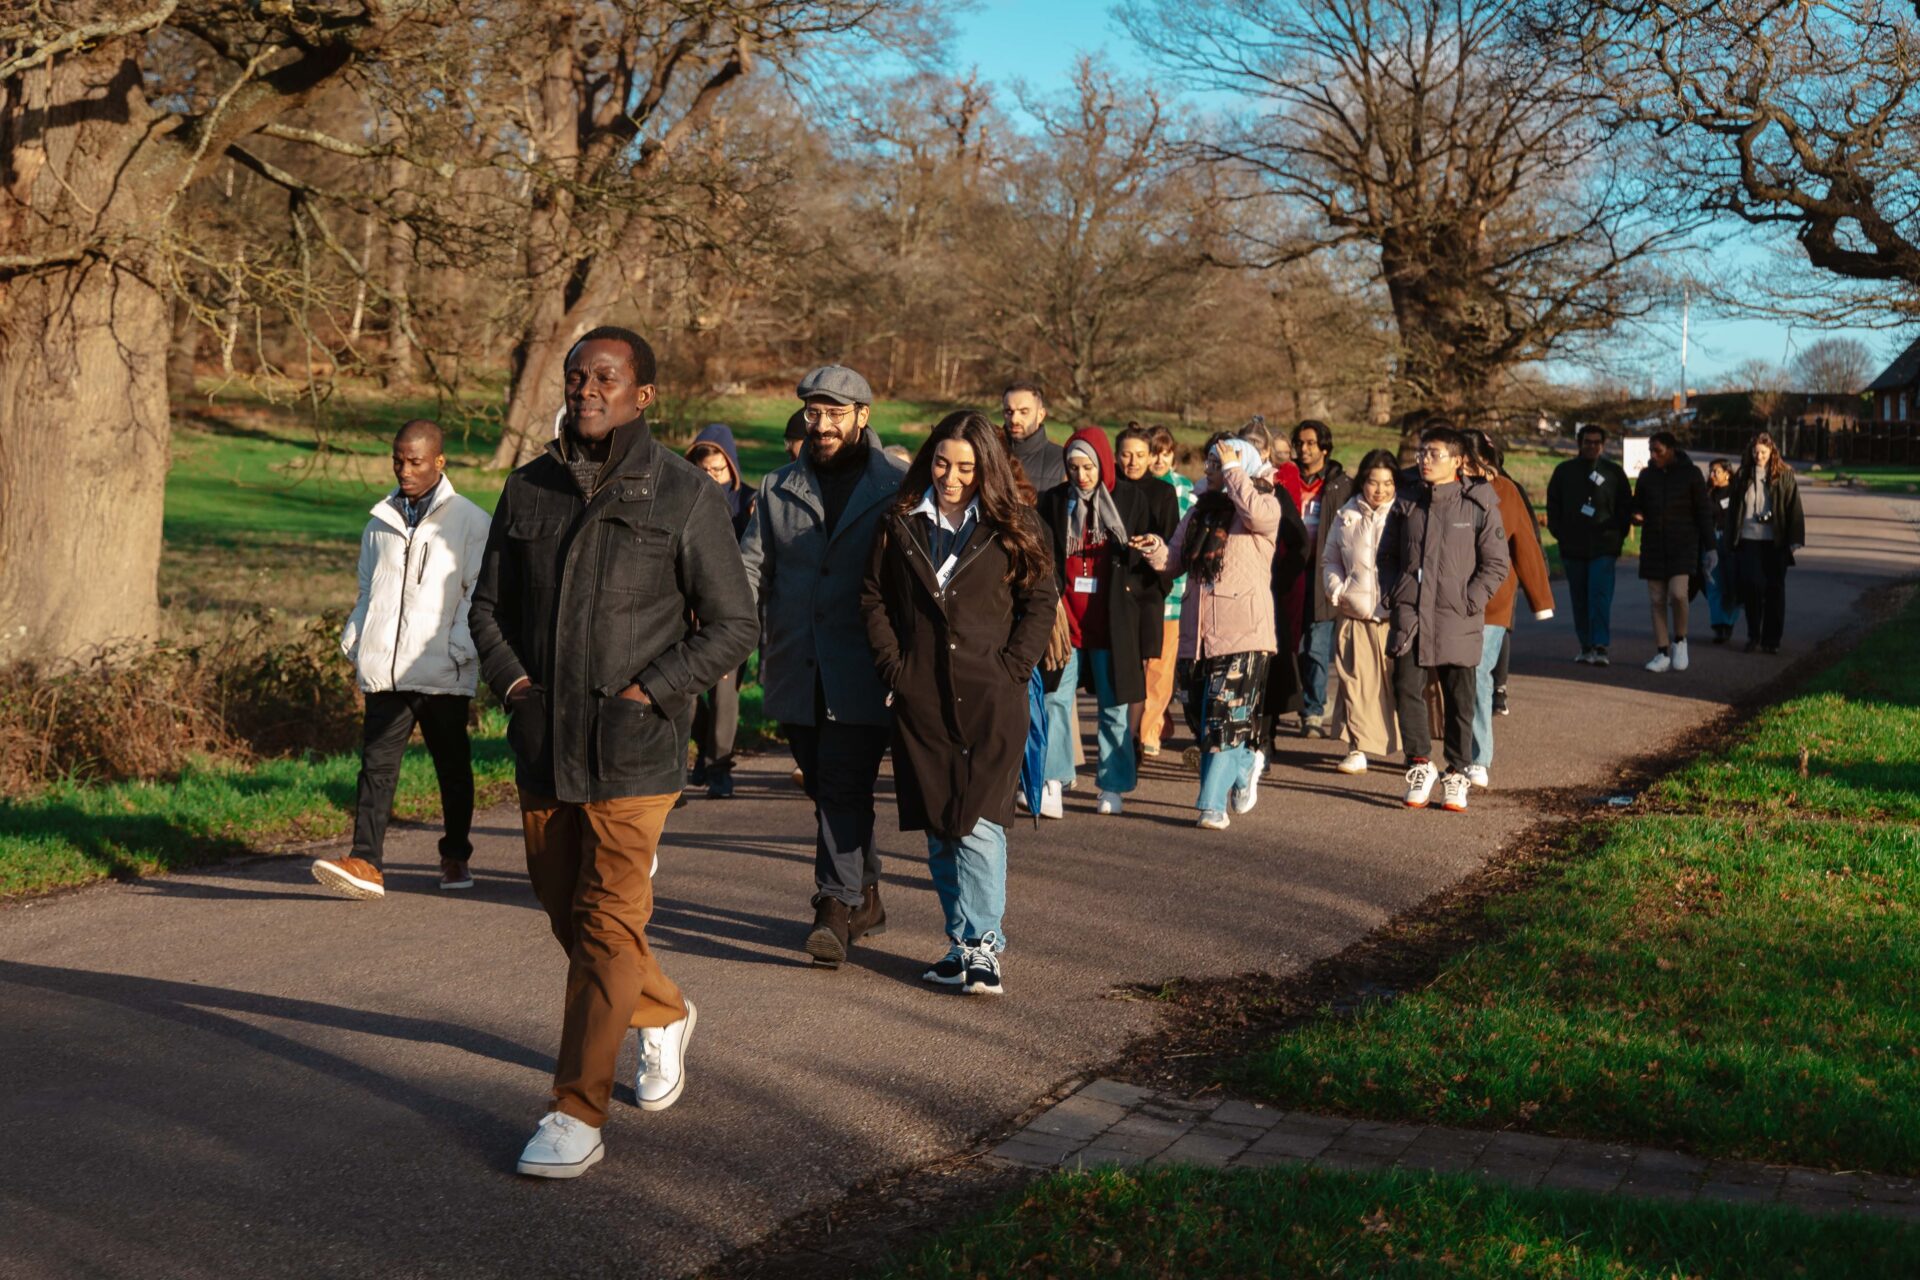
[1403,761,1440,808]
[1671,640,1690,671]
[516,1111,604,1179]
[1039,780,1064,820]
[1196,810,1230,830]
[1336,751,1368,775]
[1229,752,1263,815]
[1465,765,1489,788]
[1645,650,1673,673]
[1575,648,1593,664]
[637,1000,696,1112]
[1095,790,1123,815]
[1441,771,1471,812]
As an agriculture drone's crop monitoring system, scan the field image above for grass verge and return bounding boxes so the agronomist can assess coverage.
[1232,590,1920,1174]
[870,1165,1919,1279]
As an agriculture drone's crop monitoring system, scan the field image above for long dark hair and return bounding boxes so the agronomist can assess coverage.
[1355,448,1398,493]
[1744,430,1789,482]
[894,410,1051,590]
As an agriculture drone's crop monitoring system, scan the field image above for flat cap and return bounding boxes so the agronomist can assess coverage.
[796,364,873,406]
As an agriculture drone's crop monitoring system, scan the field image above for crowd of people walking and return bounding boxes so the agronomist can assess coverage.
[305,327,1811,1180]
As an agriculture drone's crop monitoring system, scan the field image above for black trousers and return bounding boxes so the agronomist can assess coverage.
[1392,657,1476,773]
[351,691,474,867]
[784,686,890,907]
[1736,540,1788,648]
[691,668,741,774]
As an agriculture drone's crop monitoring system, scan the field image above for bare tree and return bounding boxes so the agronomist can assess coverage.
[1122,0,1693,440]
[1790,336,1875,397]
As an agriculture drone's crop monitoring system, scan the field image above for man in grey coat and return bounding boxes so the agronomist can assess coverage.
[1379,422,1509,815]
[739,365,908,968]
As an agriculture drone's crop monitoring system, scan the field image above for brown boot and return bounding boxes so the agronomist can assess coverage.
[847,882,888,945]
[805,897,850,968]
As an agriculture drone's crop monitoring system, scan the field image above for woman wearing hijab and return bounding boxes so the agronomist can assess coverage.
[1035,428,1165,816]
[1145,434,1281,829]
[684,425,754,798]
[862,412,1058,996]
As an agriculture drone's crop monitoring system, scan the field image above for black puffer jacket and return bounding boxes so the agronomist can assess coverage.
[1379,477,1510,669]
[469,418,759,802]
[1634,452,1715,581]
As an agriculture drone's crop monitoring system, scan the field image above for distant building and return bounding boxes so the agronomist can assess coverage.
[1866,336,1920,420]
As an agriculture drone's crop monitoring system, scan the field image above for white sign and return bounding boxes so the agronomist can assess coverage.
[1622,436,1651,479]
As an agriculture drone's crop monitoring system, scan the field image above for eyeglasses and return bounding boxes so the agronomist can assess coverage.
[1416,447,1454,461]
[801,405,857,426]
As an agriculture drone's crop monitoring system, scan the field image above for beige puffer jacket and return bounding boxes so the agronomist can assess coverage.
[1322,495,1392,623]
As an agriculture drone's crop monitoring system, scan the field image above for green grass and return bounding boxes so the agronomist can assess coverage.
[1826,465,1920,495]
[870,1165,1920,1279]
[0,711,517,898]
[1233,591,1920,1174]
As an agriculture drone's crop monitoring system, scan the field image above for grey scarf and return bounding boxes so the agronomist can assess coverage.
[1064,442,1129,555]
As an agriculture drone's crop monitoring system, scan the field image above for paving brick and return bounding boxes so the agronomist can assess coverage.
[1481,1132,1567,1164]
[1149,1132,1252,1169]
[1192,1120,1270,1145]
[1396,1144,1480,1176]
[1074,1139,1156,1169]
[1232,1148,1313,1170]
[1245,1127,1337,1161]
[1617,1180,1696,1203]
[1538,1158,1626,1195]
[1138,1097,1213,1121]
[1628,1149,1708,1178]
[1026,1098,1129,1142]
[1109,1114,1191,1143]
[1274,1112,1354,1137]
[1208,1100,1278,1129]
[1857,1175,1920,1204]
[1703,1160,1785,1190]
[1317,1146,1398,1172]
[990,1137,1075,1169]
[1782,1169,1859,1196]
[1699,1180,1781,1205]
[1326,1131,1417,1158]
[1472,1156,1550,1189]
[1077,1079,1154,1107]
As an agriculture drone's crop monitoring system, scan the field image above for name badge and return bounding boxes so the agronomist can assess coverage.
[1589,470,1605,486]
[1580,502,1596,518]
[935,553,960,588]
[1073,575,1098,594]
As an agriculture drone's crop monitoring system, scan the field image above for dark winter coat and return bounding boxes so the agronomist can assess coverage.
[1007,426,1067,495]
[1118,472,1181,649]
[1633,452,1715,581]
[691,422,754,534]
[470,419,759,803]
[1546,455,1634,561]
[1379,477,1511,669]
[1264,484,1309,715]
[1292,462,1355,624]
[862,508,1059,837]
[1036,480,1160,705]
[1724,464,1806,566]
[738,431,908,727]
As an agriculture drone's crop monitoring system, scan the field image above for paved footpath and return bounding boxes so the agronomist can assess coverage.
[2,484,1914,1280]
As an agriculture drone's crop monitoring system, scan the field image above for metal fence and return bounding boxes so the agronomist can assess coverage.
[1686,416,1920,467]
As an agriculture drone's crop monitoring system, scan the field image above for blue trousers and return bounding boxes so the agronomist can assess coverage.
[1042,647,1136,793]
[1196,745,1256,814]
[1471,623,1508,767]
[1299,619,1336,720]
[926,819,1007,951]
[1706,533,1740,629]
[1564,556,1617,649]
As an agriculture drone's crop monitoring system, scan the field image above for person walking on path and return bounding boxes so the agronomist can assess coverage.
[862,412,1059,997]
[468,326,758,1179]
[684,425,755,799]
[1379,423,1509,813]
[1145,435,1280,830]
[1726,430,1806,655]
[1275,420,1353,738]
[1546,424,1633,666]
[1036,428,1163,816]
[1705,458,1742,644]
[1140,425,1196,756]
[739,365,908,968]
[1462,431,1554,790]
[1115,424,1179,755]
[1321,449,1401,776]
[314,420,492,901]
[1001,380,1066,494]
[1633,430,1716,674]
[1239,422,1308,757]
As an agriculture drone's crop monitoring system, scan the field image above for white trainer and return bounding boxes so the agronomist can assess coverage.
[1229,752,1263,815]
[1095,790,1123,815]
[1671,639,1690,671]
[516,1111,604,1179]
[1196,810,1230,831]
[637,1000,696,1112]
[1441,771,1471,812]
[1336,751,1368,775]
[1645,650,1673,673]
[1465,765,1489,788]
[1039,779,1064,819]
[1403,761,1440,808]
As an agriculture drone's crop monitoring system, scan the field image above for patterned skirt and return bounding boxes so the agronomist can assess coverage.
[1176,651,1272,754]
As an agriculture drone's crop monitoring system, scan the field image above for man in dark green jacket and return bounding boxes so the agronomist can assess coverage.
[1546,424,1633,666]
[470,325,758,1180]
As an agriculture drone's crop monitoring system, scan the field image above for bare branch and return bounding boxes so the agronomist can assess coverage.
[0,0,180,81]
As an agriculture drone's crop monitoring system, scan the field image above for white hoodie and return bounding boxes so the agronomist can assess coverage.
[1322,494,1393,623]
[339,476,492,696]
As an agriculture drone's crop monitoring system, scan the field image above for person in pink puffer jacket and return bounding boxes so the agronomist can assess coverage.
[1321,449,1402,774]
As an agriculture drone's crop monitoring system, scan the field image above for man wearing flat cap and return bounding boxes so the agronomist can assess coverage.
[740,365,907,967]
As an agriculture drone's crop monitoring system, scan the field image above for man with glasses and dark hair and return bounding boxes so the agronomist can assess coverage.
[1546,424,1631,666]
[740,365,907,968]
[1379,423,1509,813]
[1276,419,1353,737]
[1001,380,1066,493]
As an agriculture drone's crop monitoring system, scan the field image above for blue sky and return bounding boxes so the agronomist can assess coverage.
[939,0,1904,388]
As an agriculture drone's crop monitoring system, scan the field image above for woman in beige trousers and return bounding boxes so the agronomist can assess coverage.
[1322,450,1402,773]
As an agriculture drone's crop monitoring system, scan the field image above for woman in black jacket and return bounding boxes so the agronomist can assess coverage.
[1633,431,1715,674]
[1726,430,1807,654]
[862,411,1059,997]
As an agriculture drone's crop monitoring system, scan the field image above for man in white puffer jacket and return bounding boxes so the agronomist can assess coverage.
[312,421,492,901]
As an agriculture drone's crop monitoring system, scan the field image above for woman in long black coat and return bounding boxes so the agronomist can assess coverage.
[1633,430,1715,674]
[863,411,1059,997]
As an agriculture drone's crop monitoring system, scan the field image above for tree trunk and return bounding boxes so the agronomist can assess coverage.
[382,180,416,385]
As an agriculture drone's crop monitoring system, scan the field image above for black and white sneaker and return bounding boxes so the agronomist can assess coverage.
[922,943,967,986]
[962,946,1004,996]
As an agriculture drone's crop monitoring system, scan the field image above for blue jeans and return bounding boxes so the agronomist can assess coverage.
[1299,619,1336,720]
[1196,745,1256,814]
[926,818,1006,950]
[1706,533,1740,629]
[1564,556,1616,650]
[1042,647,1136,793]
[1471,623,1507,767]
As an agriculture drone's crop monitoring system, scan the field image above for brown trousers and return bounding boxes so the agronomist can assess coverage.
[1139,617,1182,750]
[1330,618,1401,758]
[521,790,685,1127]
